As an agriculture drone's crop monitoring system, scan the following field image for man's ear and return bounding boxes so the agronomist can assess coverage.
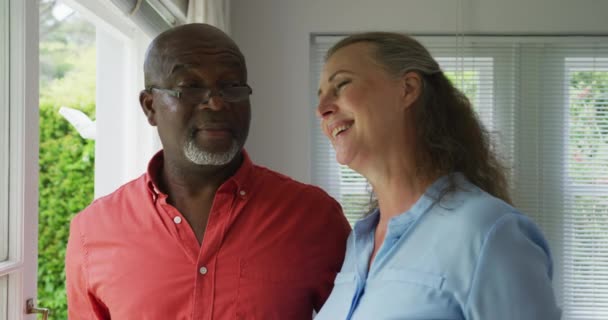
[400,71,423,110]
[139,90,158,126]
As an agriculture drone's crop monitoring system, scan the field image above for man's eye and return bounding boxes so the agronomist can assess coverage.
[178,83,203,88]
[222,82,245,88]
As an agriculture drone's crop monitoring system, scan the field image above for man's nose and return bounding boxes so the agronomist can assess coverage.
[202,91,228,111]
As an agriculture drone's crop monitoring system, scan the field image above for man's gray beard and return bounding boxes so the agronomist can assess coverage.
[184,138,240,166]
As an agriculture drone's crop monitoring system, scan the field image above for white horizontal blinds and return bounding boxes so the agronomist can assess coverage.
[512,43,608,318]
[562,52,608,319]
[422,39,519,185]
[514,44,568,306]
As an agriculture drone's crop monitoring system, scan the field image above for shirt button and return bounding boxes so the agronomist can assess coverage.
[239,190,246,196]
[173,216,182,224]
[199,266,208,275]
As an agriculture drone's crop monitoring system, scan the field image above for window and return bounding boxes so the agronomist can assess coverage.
[563,57,608,319]
[36,0,159,317]
[310,35,608,318]
[2,0,162,317]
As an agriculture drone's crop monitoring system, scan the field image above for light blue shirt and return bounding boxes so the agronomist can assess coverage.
[316,173,561,320]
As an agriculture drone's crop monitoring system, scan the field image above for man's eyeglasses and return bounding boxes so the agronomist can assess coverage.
[147,84,252,105]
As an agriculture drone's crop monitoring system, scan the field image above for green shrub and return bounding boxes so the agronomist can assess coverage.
[38,102,95,320]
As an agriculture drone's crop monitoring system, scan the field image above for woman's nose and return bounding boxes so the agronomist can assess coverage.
[316,95,336,119]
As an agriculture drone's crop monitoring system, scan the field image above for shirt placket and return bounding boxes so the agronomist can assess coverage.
[192,185,246,320]
[348,216,417,320]
[156,194,200,263]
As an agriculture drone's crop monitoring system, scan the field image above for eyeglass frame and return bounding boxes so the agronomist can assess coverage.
[146,84,253,104]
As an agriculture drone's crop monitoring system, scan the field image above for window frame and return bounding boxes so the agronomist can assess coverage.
[0,0,9,266]
[0,0,39,318]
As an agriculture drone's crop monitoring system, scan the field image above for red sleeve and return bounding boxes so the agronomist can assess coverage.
[65,215,110,320]
[311,194,352,311]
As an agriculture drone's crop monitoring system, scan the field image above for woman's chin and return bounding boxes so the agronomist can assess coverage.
[335,152,354,167]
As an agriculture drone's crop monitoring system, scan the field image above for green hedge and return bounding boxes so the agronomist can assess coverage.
[38,102,95,320]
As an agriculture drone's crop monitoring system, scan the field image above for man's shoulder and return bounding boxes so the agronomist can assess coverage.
[74,174,147,222]
[250,164,350,237]
[252,164,338,204]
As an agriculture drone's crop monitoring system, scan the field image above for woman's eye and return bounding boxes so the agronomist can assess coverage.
[334,80,351,94]
[337,80,350,88]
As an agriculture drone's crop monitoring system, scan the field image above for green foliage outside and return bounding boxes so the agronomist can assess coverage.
[38,2,96,318]
[444,70,480,104]
[568,71,608,184]
[568,70,608,278]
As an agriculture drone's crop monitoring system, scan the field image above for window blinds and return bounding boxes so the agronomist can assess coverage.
[310,35,608,319]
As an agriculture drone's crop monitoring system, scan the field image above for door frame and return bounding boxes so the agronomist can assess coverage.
[0,0,39,319]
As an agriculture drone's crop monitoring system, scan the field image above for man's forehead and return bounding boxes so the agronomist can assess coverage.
[165,52,245,75]
[144,24,247,85]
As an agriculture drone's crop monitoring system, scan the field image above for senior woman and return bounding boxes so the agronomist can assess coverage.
[314,32,561,319]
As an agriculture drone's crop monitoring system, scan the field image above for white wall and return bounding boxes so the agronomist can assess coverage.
[96,27,158,198]
[83,0,159,198]
[231,0,608,183]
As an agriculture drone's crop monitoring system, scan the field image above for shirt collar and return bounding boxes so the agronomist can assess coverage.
[145,150,164,196]
[226,149,255,192]
[145,149,256,197]
[353,172,468,236]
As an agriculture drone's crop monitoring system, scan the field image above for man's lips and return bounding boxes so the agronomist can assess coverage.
[194,123,234,138]
[199,128,231,135]
[197,122,231,130]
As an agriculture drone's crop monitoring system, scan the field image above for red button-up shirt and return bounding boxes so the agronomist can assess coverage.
[66,150,351,320]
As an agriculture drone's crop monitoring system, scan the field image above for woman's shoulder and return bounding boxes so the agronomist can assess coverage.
[415,181,545,262]
[409,184,552,290]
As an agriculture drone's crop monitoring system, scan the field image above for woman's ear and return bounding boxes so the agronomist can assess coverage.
[401,71,422,110]
[139,90,158,126]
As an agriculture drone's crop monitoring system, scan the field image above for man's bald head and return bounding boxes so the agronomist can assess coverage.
[143,23,246,88]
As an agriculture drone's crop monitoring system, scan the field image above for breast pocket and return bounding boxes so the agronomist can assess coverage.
[235,259,313,320]
[380,268,445,289]
[375,268,447,310]
[359,269,461,319]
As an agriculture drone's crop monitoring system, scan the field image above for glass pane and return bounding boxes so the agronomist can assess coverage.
[564,60,608,319]
[0,275,7,320]
[39,1,96,318]
[0,0,9,262]
[438,57,495,127]
[567,67,608,184]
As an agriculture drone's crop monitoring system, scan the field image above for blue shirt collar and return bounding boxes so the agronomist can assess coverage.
[354,172,468,236]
